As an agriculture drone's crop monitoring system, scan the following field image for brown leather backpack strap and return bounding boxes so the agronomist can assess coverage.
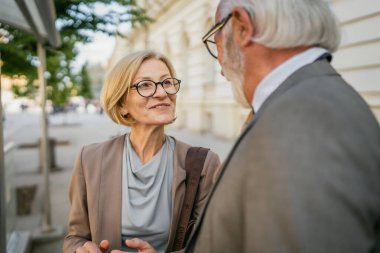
[172,147,209,251]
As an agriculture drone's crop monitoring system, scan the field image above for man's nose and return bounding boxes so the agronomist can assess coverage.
[220,70,225,77]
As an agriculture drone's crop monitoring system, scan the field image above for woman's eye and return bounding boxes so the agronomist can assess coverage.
[163,80,173,86]
[139,82,154,89]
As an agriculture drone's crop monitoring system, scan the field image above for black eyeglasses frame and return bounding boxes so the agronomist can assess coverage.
[129,77,181,98]
[202,13,232,59]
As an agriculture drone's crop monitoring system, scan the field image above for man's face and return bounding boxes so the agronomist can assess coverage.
[215,12,251,108]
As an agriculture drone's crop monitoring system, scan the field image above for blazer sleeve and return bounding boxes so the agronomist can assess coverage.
[192,151,221,219]
[63,147,91,253]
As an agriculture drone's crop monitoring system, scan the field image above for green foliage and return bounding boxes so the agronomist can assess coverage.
[0,0,151,106]
[55,0,151,41]
[0,25,37,80]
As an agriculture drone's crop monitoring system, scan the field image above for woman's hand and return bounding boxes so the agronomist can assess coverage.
[75,240,110,253]
[110,238,158,253]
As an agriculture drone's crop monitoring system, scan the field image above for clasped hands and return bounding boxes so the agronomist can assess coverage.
[75,238,157,253]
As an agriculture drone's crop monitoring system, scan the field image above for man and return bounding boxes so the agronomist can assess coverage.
[184,0,380,252]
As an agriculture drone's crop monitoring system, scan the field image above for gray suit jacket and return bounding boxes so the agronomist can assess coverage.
[186,59,380,253]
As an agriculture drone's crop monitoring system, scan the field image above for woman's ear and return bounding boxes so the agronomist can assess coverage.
[231,7,254,47]
[119,105,128,117]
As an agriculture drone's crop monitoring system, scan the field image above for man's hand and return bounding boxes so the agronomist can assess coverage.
[110,238,158,253]
[75,240,110,253]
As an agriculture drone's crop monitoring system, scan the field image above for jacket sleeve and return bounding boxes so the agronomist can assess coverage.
[192,151,221,219]
[63,147,91,253]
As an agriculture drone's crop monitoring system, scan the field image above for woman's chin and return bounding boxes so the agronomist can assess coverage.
[146,116,176,126]
[161,116,176,125]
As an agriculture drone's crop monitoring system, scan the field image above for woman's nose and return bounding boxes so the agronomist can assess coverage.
[153,84,167,97]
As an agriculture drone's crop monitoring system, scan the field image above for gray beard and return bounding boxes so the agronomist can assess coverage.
[223,65,250,108]
[221,28,251,109]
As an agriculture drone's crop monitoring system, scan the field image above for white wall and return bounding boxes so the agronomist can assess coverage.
[331,0,380,121]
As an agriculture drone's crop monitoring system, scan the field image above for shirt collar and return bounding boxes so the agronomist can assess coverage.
[252,47,329,112]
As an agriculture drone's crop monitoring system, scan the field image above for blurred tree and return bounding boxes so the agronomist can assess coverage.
[0,0,151,106]
[78,63,93,100]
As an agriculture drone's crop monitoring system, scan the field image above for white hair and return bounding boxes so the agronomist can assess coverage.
[218,0,341,52]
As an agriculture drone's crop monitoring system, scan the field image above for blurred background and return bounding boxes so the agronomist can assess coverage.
[0,0,379,252]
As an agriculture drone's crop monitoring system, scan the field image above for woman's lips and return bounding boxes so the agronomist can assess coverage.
[149,103,170,109]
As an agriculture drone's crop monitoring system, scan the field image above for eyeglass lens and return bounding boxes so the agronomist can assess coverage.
[206,40,218,58]
[203,13,232,59]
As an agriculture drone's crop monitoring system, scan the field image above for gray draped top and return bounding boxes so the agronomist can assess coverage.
[121,134,174,252]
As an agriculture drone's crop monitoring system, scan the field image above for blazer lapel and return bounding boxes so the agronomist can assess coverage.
[185,114,258,251]
[97,134,125,250]
[94,135,189,251]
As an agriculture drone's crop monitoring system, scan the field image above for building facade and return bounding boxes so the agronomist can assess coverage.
[108,0,380,140]
[331,0,380,121]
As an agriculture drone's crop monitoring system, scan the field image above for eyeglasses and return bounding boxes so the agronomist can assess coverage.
[202,13,232,59]
[130,78,181,97]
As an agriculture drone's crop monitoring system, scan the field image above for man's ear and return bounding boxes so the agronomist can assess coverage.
[231,7,254,47]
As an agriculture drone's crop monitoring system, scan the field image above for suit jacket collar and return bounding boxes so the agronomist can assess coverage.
[252,48,330,112]
[256,57,337,121]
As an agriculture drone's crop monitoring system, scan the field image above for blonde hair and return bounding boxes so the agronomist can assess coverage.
[101,50,177,126]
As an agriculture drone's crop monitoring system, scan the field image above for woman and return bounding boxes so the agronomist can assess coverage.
[63,50,220,253]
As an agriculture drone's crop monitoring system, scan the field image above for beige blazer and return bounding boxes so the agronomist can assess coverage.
[63,134,220,253]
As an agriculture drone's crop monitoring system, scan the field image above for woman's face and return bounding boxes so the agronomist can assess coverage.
[120,58,177,127]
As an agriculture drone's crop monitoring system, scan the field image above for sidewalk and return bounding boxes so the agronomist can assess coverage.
[4,111,234,253]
